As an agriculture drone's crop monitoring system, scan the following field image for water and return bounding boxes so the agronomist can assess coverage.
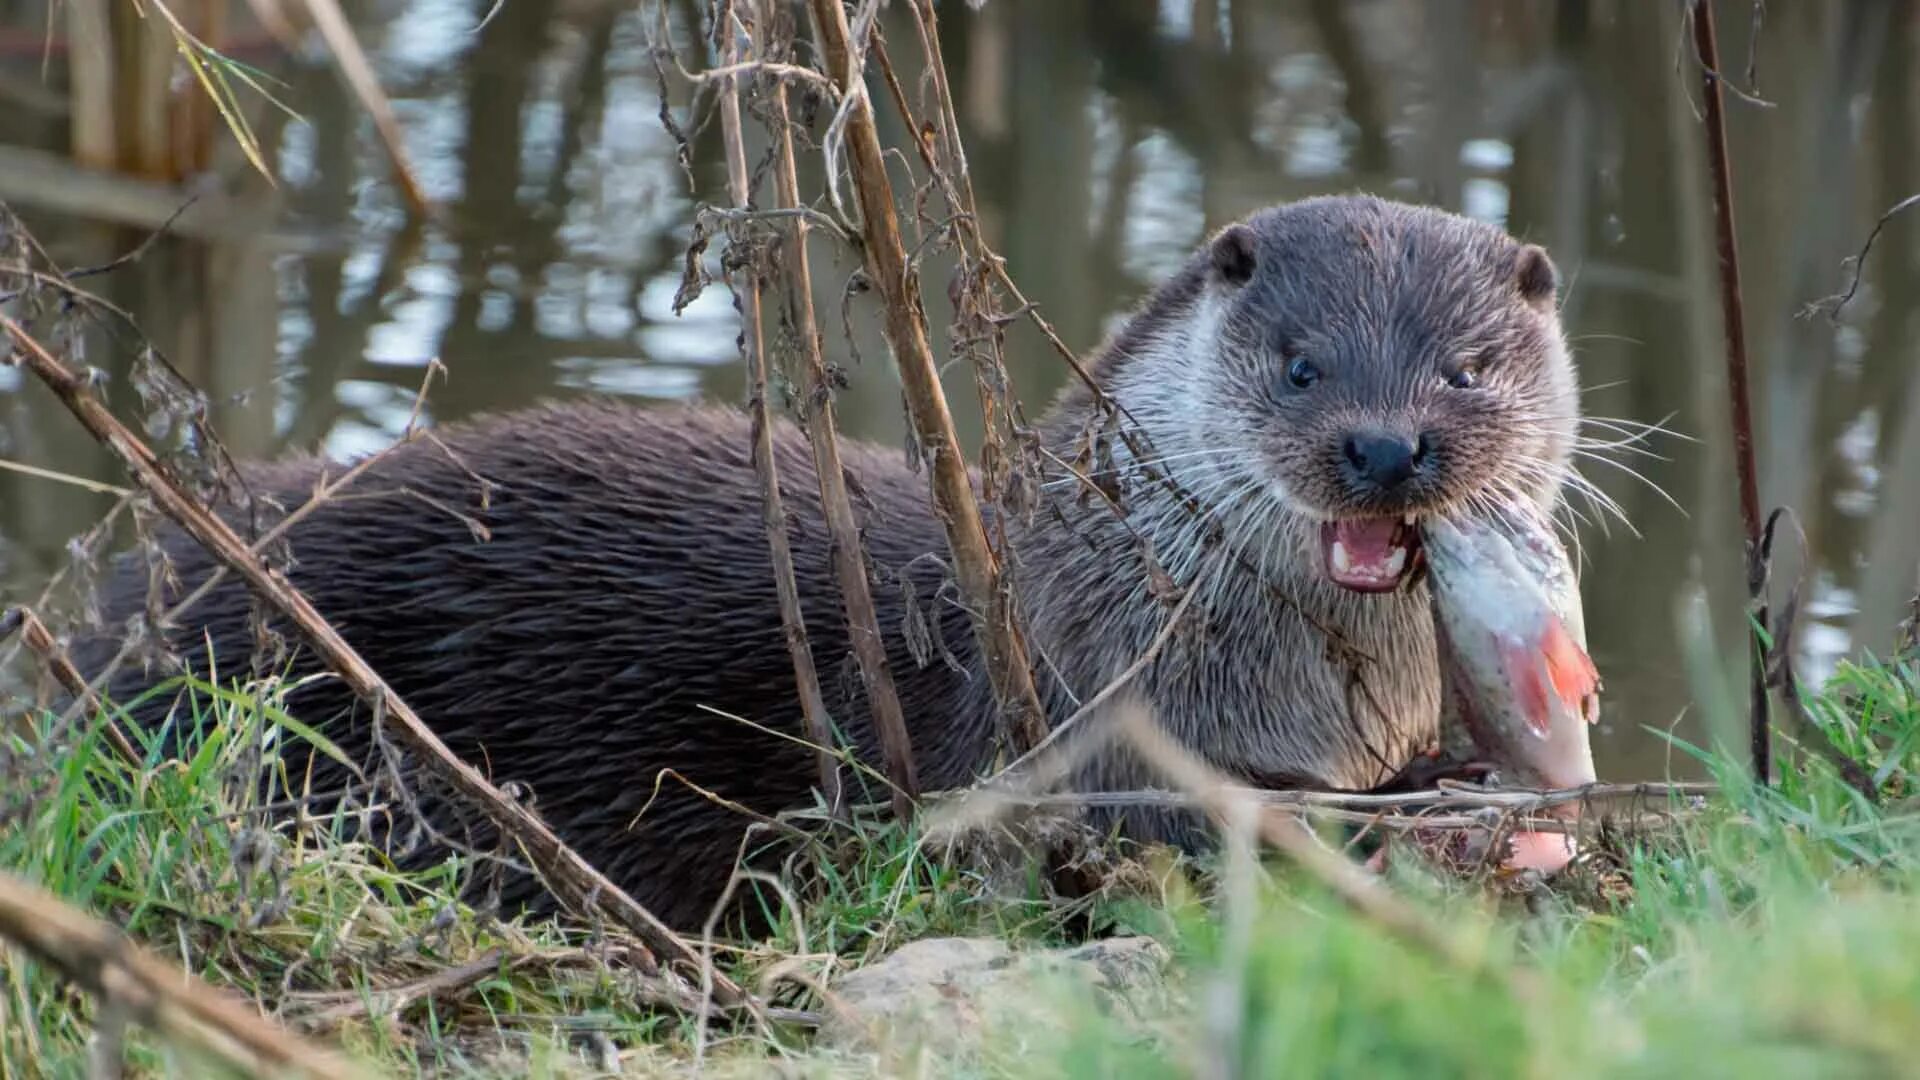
[0,0,1915,781]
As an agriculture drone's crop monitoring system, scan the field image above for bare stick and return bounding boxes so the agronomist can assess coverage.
[0,314,753,1010]
[807,0,1050,758]
[715,6,855,819]
[1690,0,1769,786]
[0,871,363,1080]
[3,606,141,765]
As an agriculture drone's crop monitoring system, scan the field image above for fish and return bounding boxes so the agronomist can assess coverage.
[1421,500,1601,872]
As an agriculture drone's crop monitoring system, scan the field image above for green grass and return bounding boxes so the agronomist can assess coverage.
[3,652,1920,1077]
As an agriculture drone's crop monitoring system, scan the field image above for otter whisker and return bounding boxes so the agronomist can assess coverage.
[1039,450,1246,492]
[1578,411,1696,444]
[1567,450,1686,517]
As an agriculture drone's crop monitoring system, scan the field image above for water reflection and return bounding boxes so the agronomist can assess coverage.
[0,0,1915,781]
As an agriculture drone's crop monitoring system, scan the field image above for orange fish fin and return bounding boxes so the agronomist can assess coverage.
[1499,639,1553,739]
[1540,617,1601,724]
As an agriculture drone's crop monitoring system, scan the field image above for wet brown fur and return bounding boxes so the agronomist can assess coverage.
[75,195,1577,930]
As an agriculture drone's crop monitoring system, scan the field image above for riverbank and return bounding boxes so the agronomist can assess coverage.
[2,650,1916,1077]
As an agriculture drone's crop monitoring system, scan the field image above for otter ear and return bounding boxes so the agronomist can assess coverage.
[1209,224,1258,287]
[1515,244,1558,308]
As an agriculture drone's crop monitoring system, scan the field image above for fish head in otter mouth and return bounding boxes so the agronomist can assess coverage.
[1185,200,1578,595]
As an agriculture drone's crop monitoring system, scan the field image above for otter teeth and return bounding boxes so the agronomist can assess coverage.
[1384,546,1408,577]
[1403,513,1417,526]
[1331,541,1353,576]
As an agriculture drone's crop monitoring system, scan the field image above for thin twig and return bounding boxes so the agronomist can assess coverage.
[715,5,855,819]
[1111,709,1545,999]
[1690,0,1769,786]
[0,313,755,1011]
[0,457,132,495]
[0,871,363,1080]
[1802,192,1920,322]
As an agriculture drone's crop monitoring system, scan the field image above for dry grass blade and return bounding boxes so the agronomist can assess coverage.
[296,0,430,216]
[0,312,754,1012]
[0,870,364,1079]
[1111,706,1539,997]
[714,6,854,818]
[805,0,1050,758]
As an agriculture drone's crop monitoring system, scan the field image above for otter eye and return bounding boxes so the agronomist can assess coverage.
[1446,358,1482,389]
[1285,357,1321,390]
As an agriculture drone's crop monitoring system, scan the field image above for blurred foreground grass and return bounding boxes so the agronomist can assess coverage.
[2,651,1918,1078]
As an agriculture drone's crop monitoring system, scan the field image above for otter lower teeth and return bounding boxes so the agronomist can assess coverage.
[1385,546,1408,576]
[1331,540,1353,576]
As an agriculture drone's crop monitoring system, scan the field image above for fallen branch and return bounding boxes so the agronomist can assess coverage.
[0,870,362,1080]
[715,6,855,819]
[966,779,1717,814]
[0,313,753,1011]
[806,0,1051,758]
[291,951,509,1028]
[1689,0,1770,786]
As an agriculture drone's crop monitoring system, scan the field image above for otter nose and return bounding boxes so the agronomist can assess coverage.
[1342,431,1429,491]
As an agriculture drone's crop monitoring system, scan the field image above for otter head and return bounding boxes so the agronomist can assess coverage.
[1184,197,1577,593]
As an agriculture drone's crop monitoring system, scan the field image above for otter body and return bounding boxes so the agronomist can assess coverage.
[76,196,1578,929]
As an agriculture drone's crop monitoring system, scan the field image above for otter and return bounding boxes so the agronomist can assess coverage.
[70,195,1576,929]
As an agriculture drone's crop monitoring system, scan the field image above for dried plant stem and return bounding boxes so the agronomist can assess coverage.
[297,0,430,216]
[806,0,1049,757]
[1690,0,1770,785]
[4,606,141,765]
[899,0,1050,754]
[0,870,362,1080]
[752,0,932,818]
[714,15,853,820]
[0,313,752,1010]
[1113,709,1541,998]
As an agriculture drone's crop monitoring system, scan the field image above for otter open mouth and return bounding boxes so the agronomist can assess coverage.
[1321,515,1422,592]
